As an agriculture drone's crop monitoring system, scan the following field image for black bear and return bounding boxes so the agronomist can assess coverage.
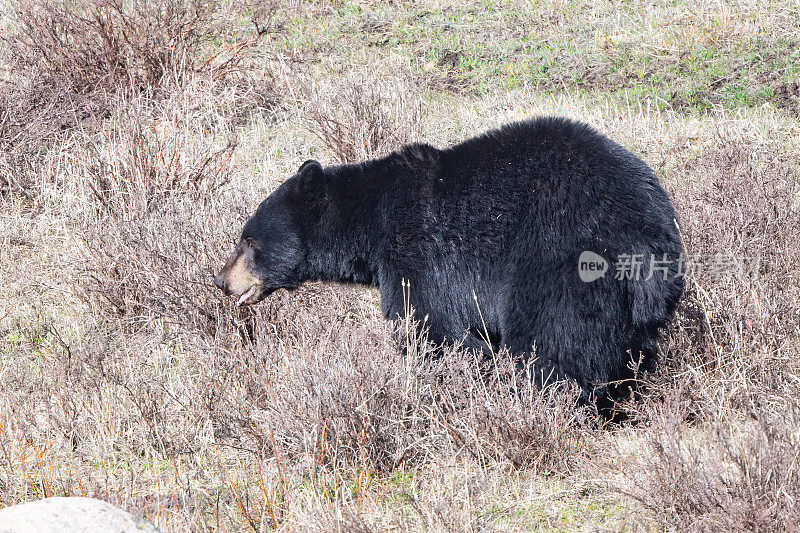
[215,117,684,408]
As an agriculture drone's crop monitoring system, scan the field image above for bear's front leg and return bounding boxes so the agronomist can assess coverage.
[378,276,490,355]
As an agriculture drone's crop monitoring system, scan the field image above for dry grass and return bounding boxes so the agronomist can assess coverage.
[1,0,799,531]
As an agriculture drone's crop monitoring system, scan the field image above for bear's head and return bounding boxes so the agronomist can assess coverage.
[214,159,327,305]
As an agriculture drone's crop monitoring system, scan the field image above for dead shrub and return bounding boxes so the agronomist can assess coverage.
[301,69,423,163]
[618,130,800,530]
[231,310,595,474]
[0,0,278,199]
[83,97,239,219]
[6,0,222,96]
[660,134,800,414]
[0,76,103,198]
[431,349,593,472]
[621,390,800,531]
[71,88,257,340]
[80,197,237,335]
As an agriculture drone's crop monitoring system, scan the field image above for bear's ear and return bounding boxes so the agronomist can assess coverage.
[298,159,321,173]
[297,159,327,198]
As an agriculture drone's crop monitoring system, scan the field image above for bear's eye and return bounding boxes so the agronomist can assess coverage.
[243,237,258,250]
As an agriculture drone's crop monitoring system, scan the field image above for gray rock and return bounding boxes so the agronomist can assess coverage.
[0,497,160,533]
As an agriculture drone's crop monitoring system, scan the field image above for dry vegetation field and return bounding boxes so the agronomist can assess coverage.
[1,0,799,530]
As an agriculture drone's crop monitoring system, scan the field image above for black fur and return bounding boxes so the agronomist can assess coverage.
[239,117,684,407]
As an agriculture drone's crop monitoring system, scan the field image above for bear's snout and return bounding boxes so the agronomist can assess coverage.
[214,245,264,305]
[213,275,229,294]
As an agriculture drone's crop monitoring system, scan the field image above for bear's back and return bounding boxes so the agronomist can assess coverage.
[440,117,643,192]
[427,118,661,247]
